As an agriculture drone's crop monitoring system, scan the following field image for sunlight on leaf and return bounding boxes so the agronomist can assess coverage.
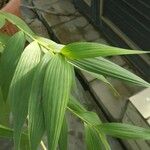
[8,41,41,150]
[61,42,149,59]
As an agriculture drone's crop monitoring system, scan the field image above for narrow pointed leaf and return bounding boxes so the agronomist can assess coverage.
[0,11,35,36]
[0,31,25,100]
[68,96,101,125]
[97,123,150,140]
[84,124,105,150]
[43,54,72,150]
[68,58,150,87]
[8,41,41,150]
[59,117,68,150]
[68,96,110,150]
[61,42,149,59]
[28,53,51,150]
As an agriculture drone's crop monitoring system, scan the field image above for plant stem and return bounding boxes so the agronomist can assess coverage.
[40,140,47,150]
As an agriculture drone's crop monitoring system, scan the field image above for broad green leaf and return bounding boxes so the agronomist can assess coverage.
[8,41,41,150]
[28,53,51,150]
[0,16,5,28]
[43,54,72,150]
[0,31,25,100]
[68,96,110,150]
[0,11,35,37]
[97,123,150,140]
[68,57,150,87]
[61,42,149,59]
[84,124,105,150]
[59,117,68,150]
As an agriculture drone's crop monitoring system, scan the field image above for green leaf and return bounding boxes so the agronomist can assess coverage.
[8,41,41,150]
[97,123,150,140]
[84,124,105,150]
[68,96,101,125]
[0,124,28,142]
[0,87,10,126]
[68,57,150,87]
[0,31,26,100]
[43,54,72,150]
[59,117,68,150]
[61,42,149,59]
[0,11,35,36]
[28,53,51,150]
[0,16,5,28]
[68,96,110,150]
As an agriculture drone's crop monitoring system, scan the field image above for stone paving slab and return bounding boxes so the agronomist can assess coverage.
[89,79,129,121]
[122,103,150,150]
[129,88,150,119]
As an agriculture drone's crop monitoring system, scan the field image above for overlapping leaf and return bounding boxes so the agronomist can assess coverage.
[97,123,150,140]
[84,124,105,150]
[61,42,149,59]
[59,117,68,150]
[8,41,41,150]
[43,54,72,150]
[68,96,110,150]
[28,54,51,150]
[68,57,150,87]
[0,31,25,100]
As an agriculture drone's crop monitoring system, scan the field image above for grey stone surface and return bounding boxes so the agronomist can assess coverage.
[108,56,126,67]
[83,24,100,41]
[80,70,96,82]
[122,102,150,150]
[122,105,150,150]
[129,88,150,119]
[89,79,130,121]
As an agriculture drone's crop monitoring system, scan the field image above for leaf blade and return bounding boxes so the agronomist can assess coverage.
[61,42,149,59]
[98,123,150,140]
[84,124,105,150]
[0,31,26,100]
[59,117,68,150]
[28,53,51,150]
[43,54,72,150]
[68,57,150,87]
[8,41,41,150]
